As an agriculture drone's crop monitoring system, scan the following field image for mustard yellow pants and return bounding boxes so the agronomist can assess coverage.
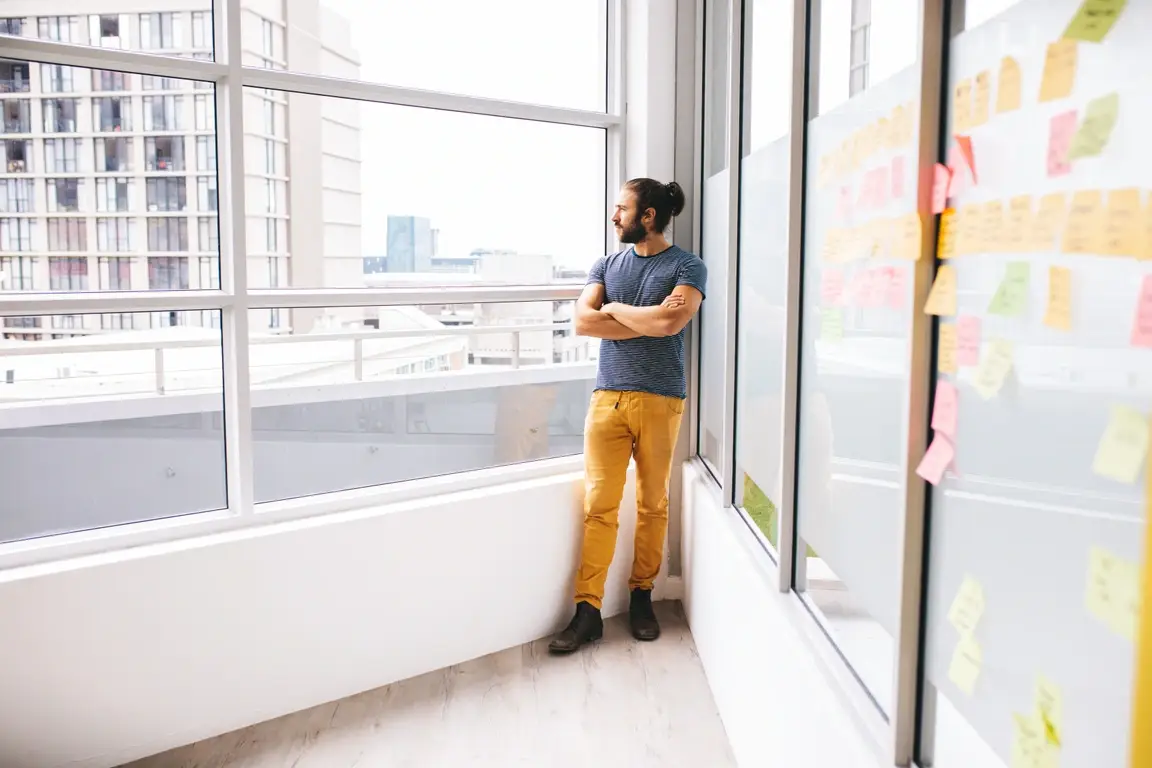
[575,390,685,609]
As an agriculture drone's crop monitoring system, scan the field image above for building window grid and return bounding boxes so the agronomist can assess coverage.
[143,95,185,132]
[140,12,182,51]
[0,18,25,37]
[96,217,134,252]
[0,254,35,290]
[145,136,186,171]
[5,139,31,172]
[37,16,79,43]
[96,178,132,212]
[48,256,88,291]
[93,69,130,92]
[2,99,32,134]
[148,255,189,289]
[46,178,82,212]
[196,136,217,171]
[198,176,218,212]
[42,98,79,133]
[1,61,31,93]
[0,217,33,251]
[93,96,131,132]
[95,136,132,172]
[147,217,188,252]
[47,217,87,251]
[40,64,75,93]
[98,256,132,290]
[146,177,187,212]
[0,178,33,212]
[45,138,82,173]
[848,0,871,97]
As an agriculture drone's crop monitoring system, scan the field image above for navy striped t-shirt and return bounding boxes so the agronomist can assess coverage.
[588,245,708,400]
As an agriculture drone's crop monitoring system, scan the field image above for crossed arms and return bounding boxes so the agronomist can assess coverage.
[574,283,704,340]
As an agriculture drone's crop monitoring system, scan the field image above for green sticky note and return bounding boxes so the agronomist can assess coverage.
[820,307,844,342]
[1063,0,1127,43]
[988,262,1030,316]
[1067,92,1120,160]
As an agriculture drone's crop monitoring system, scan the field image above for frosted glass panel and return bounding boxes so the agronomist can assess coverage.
[699,170,729,473]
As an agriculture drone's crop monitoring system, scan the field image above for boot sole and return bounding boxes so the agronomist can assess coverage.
[547,630,604,655]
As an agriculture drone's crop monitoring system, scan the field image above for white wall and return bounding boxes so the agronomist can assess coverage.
[681,461,887,768]
[0,468,669,768]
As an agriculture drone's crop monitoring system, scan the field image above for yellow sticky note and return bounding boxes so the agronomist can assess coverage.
[1003,195,1033,252]
[1011,713,1049,768]
[1102,188,1143,257]
[1043,266,1073,331]
[980,200,1005,253]
[955,203,981,256]
[1086,546,1142,642]
[948,635,982,695]
[1063,0,1128,43]
[973,338,1014,401]
[924,265,958,316]
[937,208,957,259]
[895,213,923,261]
[1091,404,1149,484]
[821,307,844,342]
[1030,193,1067,252]
[1039,39,1078,103]
[938,323,958,374]
[1062,189,1105,254]
[997,56,1022,114]
[947,575,985,635]
[953,78,972,132]
[1034,675,1064,747]
[988,262,1030,317]
[821,229,844,263]
[972,70,991,127]
[1143,197,1152,260]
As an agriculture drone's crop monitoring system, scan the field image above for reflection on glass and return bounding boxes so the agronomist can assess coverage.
[919,1,1148,766]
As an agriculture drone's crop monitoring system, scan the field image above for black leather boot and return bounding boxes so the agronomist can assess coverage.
[629,588,660,641]
[548,601,604,654]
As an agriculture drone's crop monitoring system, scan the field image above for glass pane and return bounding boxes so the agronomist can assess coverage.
[241,1,606,112]
[920,2,1146,766]
[734,0,795,549]
[248,301,596,503]
[242,88,604,303]
[0,67,217,294]
[815,0,919,116]
[795,0,922,714]
[12,11,215,59]
[0,310,225,543]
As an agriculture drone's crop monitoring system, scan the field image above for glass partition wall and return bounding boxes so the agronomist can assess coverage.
[704,0,1151,764]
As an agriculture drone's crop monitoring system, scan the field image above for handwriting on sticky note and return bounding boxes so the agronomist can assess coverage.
[1091,404,1149,484]
[937,208,957,259]
[1103,188,1142,256]
[1047,110,1078,177]
[1068,92,1120,161]
[1040,39,1078,102]
[1005,196,1032,252]
[821,269,844,305]
[1132,275,1152,347]
[1086,546,1142,642]
[948,575,985,635]
[932,164,951,214]
[954,204,980,257]
[1043,266,1073,331]
[988,262,1030,316]
[932,380,959,438]
[938,324,958,374]
[979,200,1004,253]
[1012,713,1049,768]
[1034,675,1063,748]
[821,307,844,342]
[971,71,991,127]
[924,265,958,316]
[947,634,982,695]
[1029,193,1067,252]
[997,56,1022,113]
[917,434,954,486]
[973,338,1014,400]
[1062,189,1104,254]
[952,78,972,132]
[957,315,981,366]
[1063,0,1128,43]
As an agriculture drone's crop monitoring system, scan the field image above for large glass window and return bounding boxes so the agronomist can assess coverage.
[45,138,82,173]
[93,96,131,132]
[1,60,30,93]
[46,178,82,213]
[147,217,189,252]
[0,217,33,251]
[140,13,183,51]
[96,218,135,252]
[36,16,79,43]
[0,254,34,289]
[146,178,187,212]
[4,138,30,172]
[148,255,189,289]
[145,136,186,171]
[0,178,33,213]
[95,137,132,172]
[1,98,31,133]
[96,178,132,212]
[49,257,88,291]
[143,95,185,131]
[42,98,78,133]
[40,64,75,93]
[47,218,87,251]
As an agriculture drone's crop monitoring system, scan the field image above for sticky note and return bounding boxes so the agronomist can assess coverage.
[821,307,844,342]
[973,338,1014,400]
[893,213,923,261]
[1043,266,1073,332]
[947,575,986,635]
[885,267,906,309]
[1047,110,1078,177]
[971,71,991,127]
[988,262,1030,316]
[1068,92,1120,161]
[1063,0,1128,43]
[1133,275,1152,348]
[947,634,982,695]
[979,200,1004,253]
[954,135,977,183]
[952,78,972,132]
[916,433,955,486]
[1102,188,1143,256]
[1086,546,1142,641]
[924,265,958,316]
[821,269,845,305]
[1061,189,1104,254]
[931,164,951,214]
[1029,193,1067,252]
[947,145,971,199]
[891,155,906,199]
[996,56,1022,114]
[821,229,844,262]
[1091,404,1149,484]
[937,208,957,259]
[1011,713,1049,768]
[954,204,980,257]
[1034,675,1063,748]
[852,269,883,308]
[938,323,958,374]
[932,380,959,438]
[1039,39,1078,103]
[957,315,981,366]
[1004,195,1032,252]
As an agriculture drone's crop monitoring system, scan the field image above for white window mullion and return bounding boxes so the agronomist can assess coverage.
[719,0,743,507]
[604,0,626,253]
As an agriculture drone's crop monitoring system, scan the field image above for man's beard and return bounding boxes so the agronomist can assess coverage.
[618,221,647,244]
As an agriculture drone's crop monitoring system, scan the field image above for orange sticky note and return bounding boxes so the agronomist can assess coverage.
[937,208,957,259]
[954,135,977,183]
[1103,188,1143,257]
[979,200,1004,253]
[972,71,991,127]
[1131,275,1152,348]
[1039,39,1078,103]
[1062,189,1104,254]
[953,78,972,132]
[947,146,971,199]
[996,56,1022,114]
[1044,266,1073,331]
[932,380,959,438]
[932,164,951,214]
[1029,193,1067,252]
[917,434,955,486]
[1048,110,1078,177]
[1004,195,1033,252]
[924,265,958,316]
[939,323,958,374]
[957,315,981,366]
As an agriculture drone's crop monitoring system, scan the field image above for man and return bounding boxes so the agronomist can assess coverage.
[548,178,706,654]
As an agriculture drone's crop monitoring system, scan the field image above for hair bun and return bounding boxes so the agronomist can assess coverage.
[665,181,686,217]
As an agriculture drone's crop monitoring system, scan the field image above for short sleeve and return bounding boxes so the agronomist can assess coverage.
[587,257,607,286]
[676,257,708,299]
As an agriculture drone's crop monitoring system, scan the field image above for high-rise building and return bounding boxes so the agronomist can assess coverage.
[0,0,362,338]
[384,214,434,273]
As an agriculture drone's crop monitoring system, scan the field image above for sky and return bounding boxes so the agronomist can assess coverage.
[315,0,609,270]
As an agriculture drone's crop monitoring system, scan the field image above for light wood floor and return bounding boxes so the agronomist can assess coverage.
[122,601,736,768]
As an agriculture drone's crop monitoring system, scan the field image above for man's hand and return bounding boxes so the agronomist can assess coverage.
[600,287,703,337]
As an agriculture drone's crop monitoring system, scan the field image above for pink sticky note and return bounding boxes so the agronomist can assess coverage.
[891,156,906,199]
[916,434,955,486]
[931,163,951,214]
[821,269,844,305]
[947,146,970,199]
[872,167,889,208]
[1131,275,1152,348]
[953,135,977,183]
[852,269,884,308]
[1047,110,1077,178]
[956,315,981,366]
[837,185,852,220]
[885,267,906,309]
[931,380,959,439]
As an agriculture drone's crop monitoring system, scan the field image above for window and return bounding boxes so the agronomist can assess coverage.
[45,138,82,172]
[0,61,30,93]
[191,11,210,49]
[42,98,78,133]
[262,96,276,135]
[4,139,29,172]
[0,217,33,251]
[194,94,214,131]
[146,177,187,212]
[197,177,217,212]
[1,99,31,133]
[95,137,132,172]
[93,69,129,91]
[140,12,181,50]
[147,217,188,251]
[848,0,871,96]
[143,95,184,131]
[265,217,278,252]
[40,64,75,93]
[90,14,122,47]
[142,74,183,91]
[37,16,78,43]
[0,18,24,37]
[99,256,132,290]
[148,255,189,289]
[196,136,217,171]
[96,178,131,212]
[265,179,277,213]
[197,255,219,288]
[145,136,185,171]
[262,19,275,60]
[0,178,32,212]
[49,257,88,290]
[92,96,130,132]
[46,178,81,212]
[0,255,34,289]
[263,138,275,174]
[101,312,134,329]
[96,218,134,252]
[47,218,87,251]
[198,216,218,253]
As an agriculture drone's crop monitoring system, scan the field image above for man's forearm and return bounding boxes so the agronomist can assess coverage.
[602,304,673,337]
[576,309,644,340]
